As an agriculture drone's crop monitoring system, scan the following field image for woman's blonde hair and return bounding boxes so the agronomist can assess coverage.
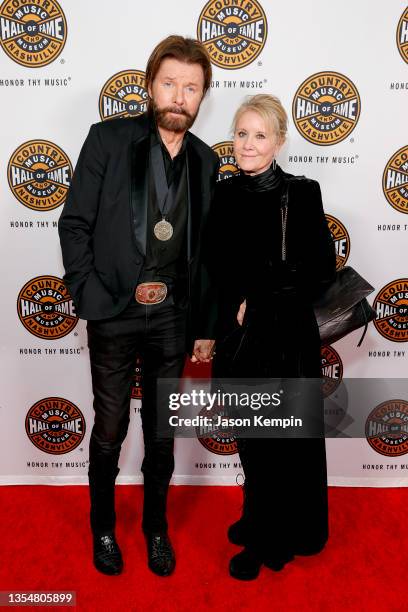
[232,94,288,144]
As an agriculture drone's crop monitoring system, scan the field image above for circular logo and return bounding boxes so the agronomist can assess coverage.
[0,0,67,67]
[8,140,72,211]
[326,214,350,269]
[17,275,78,339]
[366,399,408,457]
[26,397,85,455]
[321,345,343,398]
[292,71,361,146]
[197,0,267,70]
[382,146,408,214]
[212,141,239,180]
[373,279,408,342]
[99,70,148,121]
[396,6,408,64]
[196,405,237,455]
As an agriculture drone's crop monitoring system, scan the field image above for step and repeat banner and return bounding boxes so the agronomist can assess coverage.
[0,0,407,486]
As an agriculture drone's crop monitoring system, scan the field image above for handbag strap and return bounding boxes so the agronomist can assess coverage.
[357,301,371,348]
[357,324,368,347]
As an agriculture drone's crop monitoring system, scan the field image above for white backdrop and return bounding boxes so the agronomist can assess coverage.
[0,0,407,487]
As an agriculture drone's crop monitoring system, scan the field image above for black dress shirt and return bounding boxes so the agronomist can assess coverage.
[139,115,188,285]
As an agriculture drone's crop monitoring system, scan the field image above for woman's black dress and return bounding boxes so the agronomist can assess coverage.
[210,164,336,561]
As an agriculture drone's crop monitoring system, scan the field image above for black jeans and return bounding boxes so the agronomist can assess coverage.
[86,292,187,535]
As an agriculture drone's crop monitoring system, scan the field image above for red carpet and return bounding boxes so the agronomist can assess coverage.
[0,485,406,612]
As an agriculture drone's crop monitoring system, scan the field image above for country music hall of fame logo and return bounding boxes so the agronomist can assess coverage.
[196,406,238,455]
[7,140,72,211]
[292,71,361,146]
[99,70,148,121]
[197,0,267,69]
[382,146,408,214]
[17,275,78,339]
[321,345,343,398]
[373,279,408,342]
[366,400,408,457]
[0,0,67,67]
[212,141,239,180]
[396,6,408,64]
[325,214,350,270]
[25,397,85,455]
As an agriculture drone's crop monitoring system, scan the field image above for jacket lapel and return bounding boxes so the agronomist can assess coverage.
[129,130,150,257]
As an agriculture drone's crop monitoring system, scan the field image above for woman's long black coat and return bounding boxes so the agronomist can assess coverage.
[209,168,337,557]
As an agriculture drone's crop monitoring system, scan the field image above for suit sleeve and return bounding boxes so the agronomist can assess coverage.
[58,123,107,306]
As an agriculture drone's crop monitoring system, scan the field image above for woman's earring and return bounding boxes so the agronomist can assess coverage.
[272,158,276,171]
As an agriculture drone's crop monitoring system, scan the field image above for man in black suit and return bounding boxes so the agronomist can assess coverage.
[58,36,218,577]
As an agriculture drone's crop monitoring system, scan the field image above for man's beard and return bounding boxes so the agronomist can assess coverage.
[151,99,197,133]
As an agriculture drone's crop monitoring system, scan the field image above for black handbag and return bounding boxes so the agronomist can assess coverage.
[281,178,376,347]
[312,266,377,346]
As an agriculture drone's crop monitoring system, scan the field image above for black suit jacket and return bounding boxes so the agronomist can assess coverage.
[58,113,219,348]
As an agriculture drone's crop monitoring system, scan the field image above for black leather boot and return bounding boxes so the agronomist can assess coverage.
[229,548,262,580]
[142,479,176,576]
[229,547,294,580]
[93,532,123,576]
[145,532,176,576]
[89,455,122,575]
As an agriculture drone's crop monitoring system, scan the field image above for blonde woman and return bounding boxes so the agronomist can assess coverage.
[211,94,336,580]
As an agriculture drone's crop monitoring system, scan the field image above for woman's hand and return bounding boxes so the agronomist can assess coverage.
[237,300,246,326]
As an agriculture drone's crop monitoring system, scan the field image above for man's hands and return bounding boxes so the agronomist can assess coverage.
[237,300,246,326]
[191,339,216,363]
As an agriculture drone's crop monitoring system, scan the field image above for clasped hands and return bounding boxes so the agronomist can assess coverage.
[191,300,246,363]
